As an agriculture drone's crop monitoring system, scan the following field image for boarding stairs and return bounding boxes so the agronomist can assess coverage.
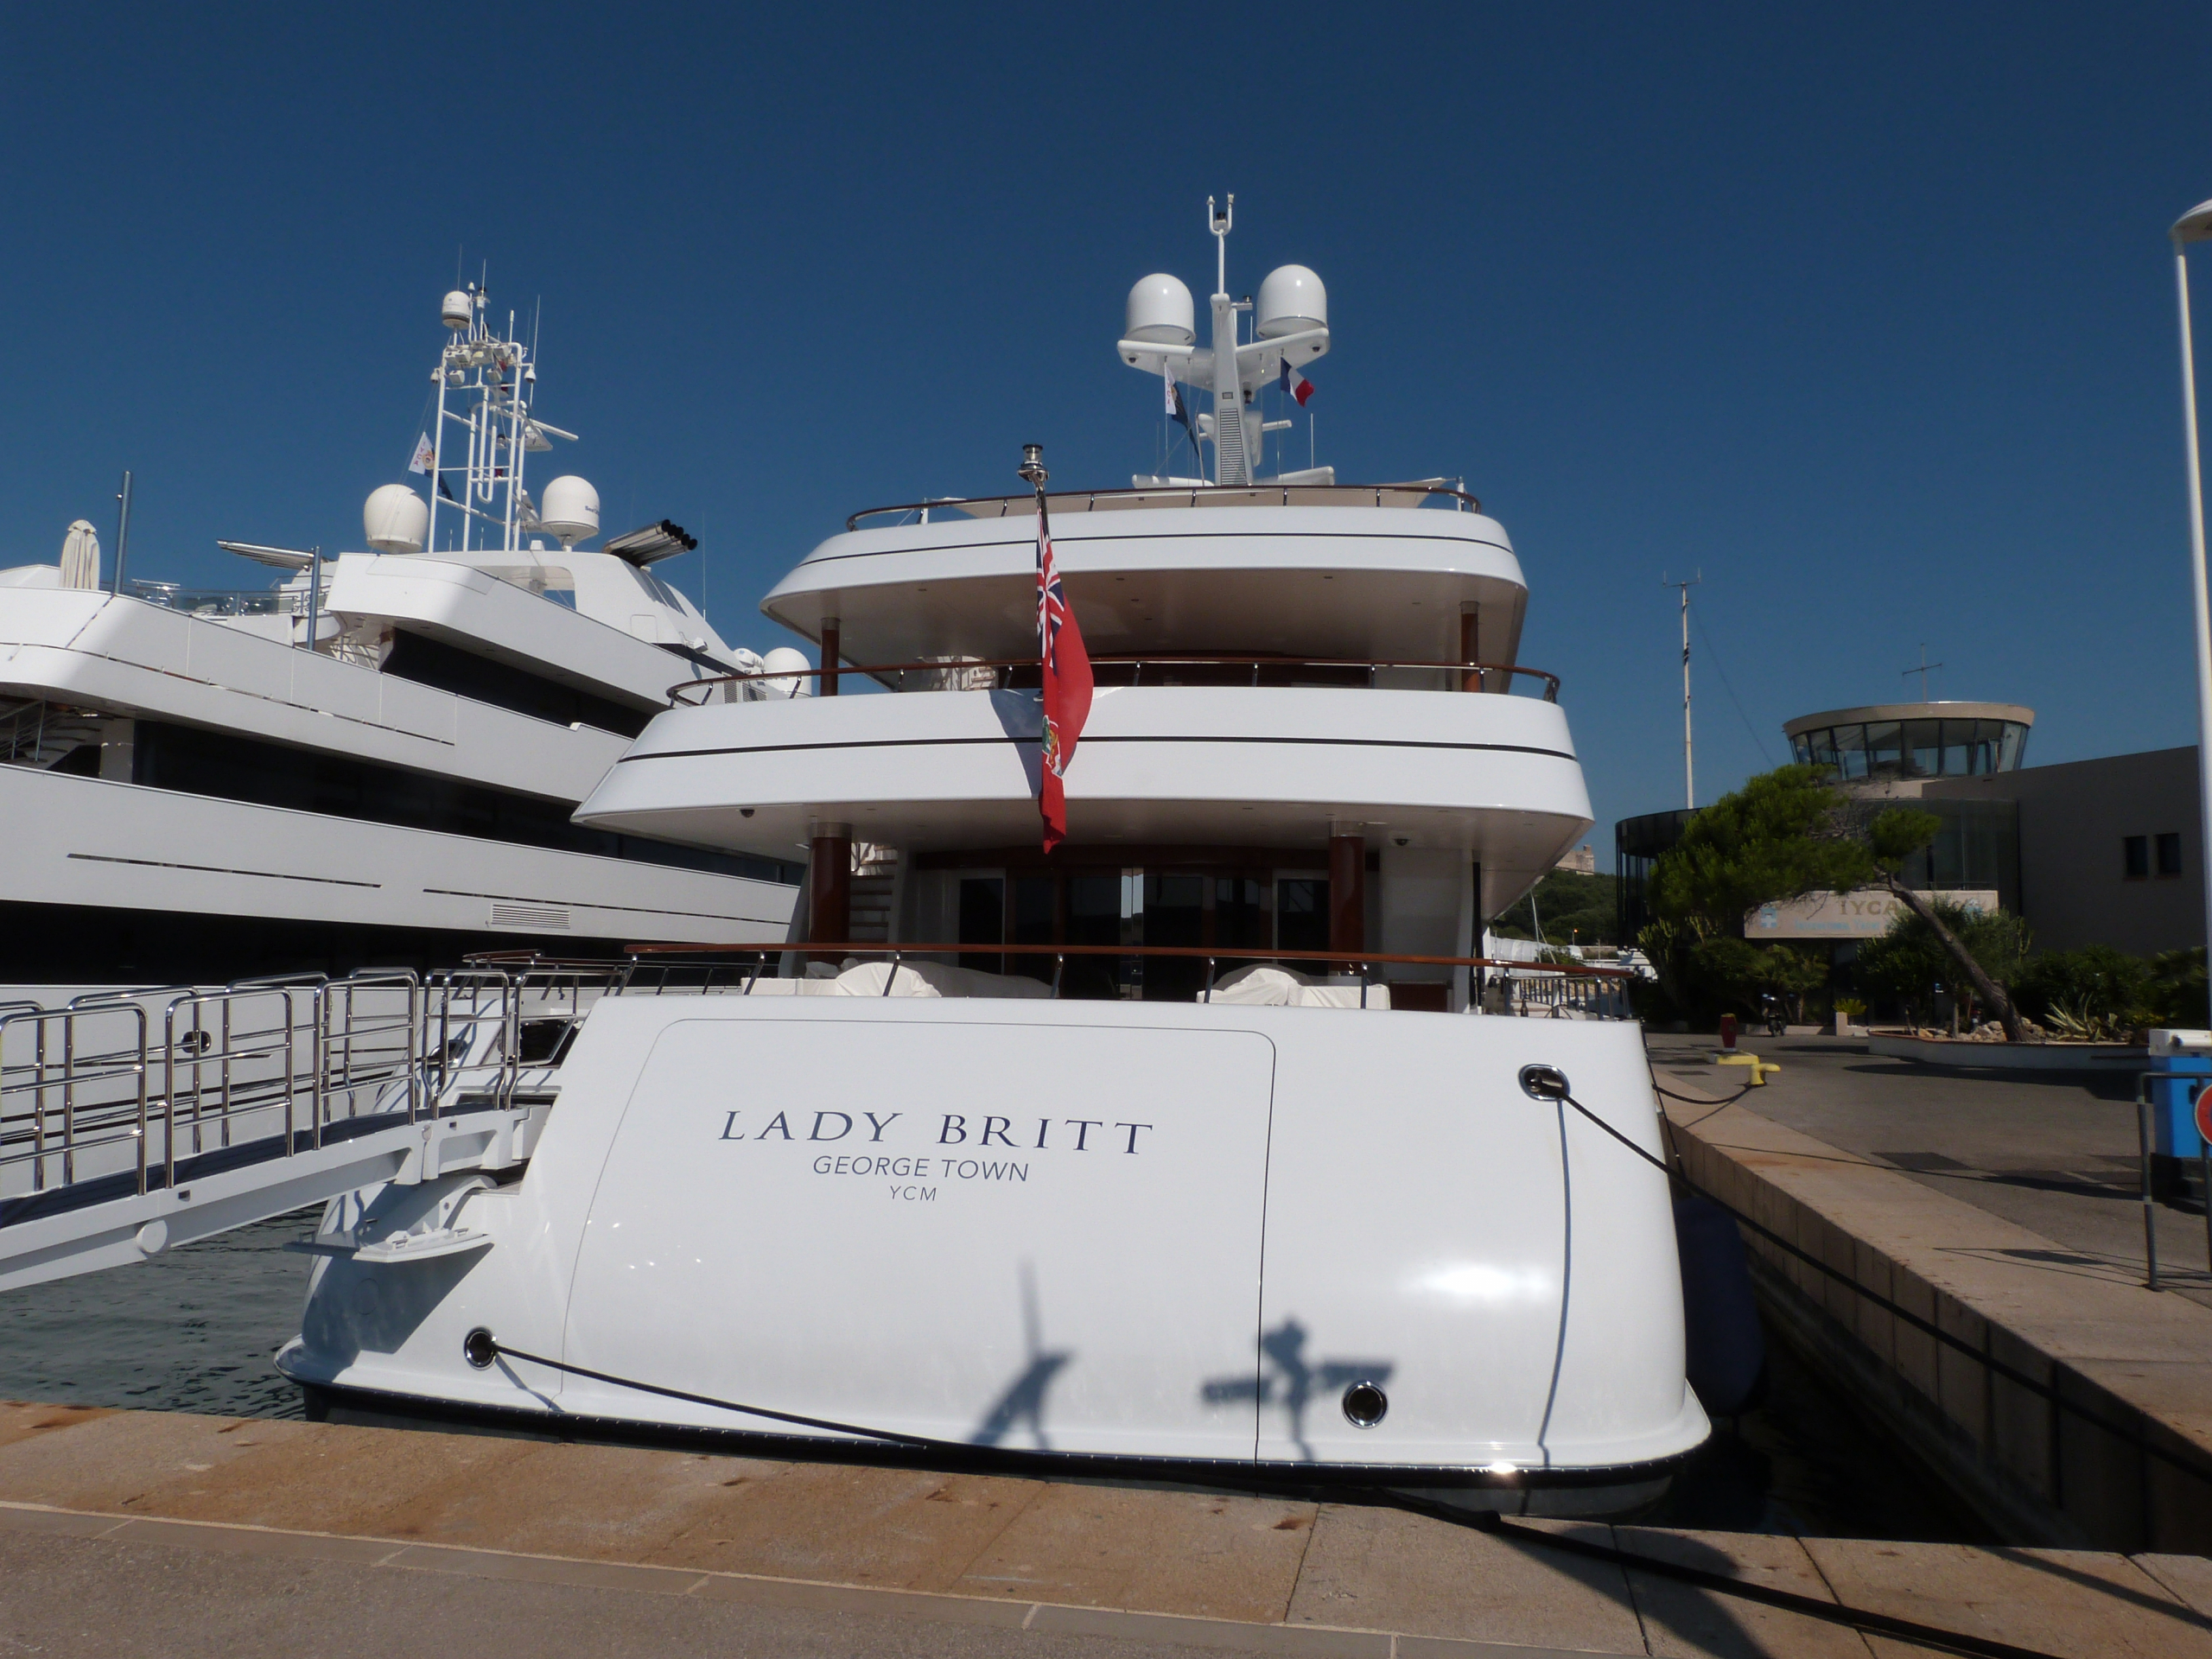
[0,967,594,1293]
[846,843,901,945]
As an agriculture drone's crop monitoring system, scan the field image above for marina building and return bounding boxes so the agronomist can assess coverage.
[1617,697,2205,955]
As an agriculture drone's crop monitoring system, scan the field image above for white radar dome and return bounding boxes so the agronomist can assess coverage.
[760,646,815,699]
[537,475,601,547]
[1124,273,1195,346]
[1256,265,1326,339]
[442,289,473,331]
[363,484,429,556]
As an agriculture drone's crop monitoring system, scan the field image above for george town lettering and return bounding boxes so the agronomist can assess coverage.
[721,1110,1153,1156]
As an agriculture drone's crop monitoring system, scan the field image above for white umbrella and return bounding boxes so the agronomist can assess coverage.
[58,520,100,589]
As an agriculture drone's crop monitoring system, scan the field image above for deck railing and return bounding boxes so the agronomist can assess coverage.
[670,654,1560,707]
[0,969,558,1208]
[846,480,1482,531]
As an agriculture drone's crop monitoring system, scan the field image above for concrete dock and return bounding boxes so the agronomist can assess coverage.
[4,1399,2212,1657]
[1656,1033,2212,1554]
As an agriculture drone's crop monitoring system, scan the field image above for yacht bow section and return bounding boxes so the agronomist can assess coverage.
[579,683,1593,880]
[762,502,1529,669]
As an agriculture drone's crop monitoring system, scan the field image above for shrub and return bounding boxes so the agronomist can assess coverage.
[2012,946,2152,1027]
[1855,902,2028,1027]
[2147,947,2209,1029]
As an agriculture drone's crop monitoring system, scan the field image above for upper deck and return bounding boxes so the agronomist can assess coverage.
[762,486,1529,671]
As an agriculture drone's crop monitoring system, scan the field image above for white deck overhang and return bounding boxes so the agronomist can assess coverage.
[762,505,1530,668]
[576,686,1593,906]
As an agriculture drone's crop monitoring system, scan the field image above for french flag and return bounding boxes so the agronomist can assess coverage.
[1279,357,1315,407]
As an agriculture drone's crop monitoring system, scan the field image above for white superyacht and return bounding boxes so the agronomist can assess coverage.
[0,284,798,995]
[6,209,1704,1511]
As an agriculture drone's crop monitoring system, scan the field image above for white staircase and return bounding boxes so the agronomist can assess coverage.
[847,844,900,944]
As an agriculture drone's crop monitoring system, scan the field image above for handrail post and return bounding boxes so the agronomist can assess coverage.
[882,951,901,996]
[135,1008,149,1195]
[1052,954,1065,999]
[309,985,326,1150]
[1204,957,1217,1003]
[2139,1080,2160,1290]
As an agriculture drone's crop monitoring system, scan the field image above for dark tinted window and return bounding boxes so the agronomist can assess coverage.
[132,720,800,884]
[383,629,650,738]
[2124,836,2149,880]
[2158,832,2183,878]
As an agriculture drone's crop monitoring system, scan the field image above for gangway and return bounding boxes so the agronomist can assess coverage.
[0,968,566,1292]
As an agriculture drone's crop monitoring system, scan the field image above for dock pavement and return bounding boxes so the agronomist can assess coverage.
[1653,1033,2212,1555]
[3,1399,2212,1657]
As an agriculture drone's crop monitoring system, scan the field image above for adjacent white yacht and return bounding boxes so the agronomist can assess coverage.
[0,285,798,992]
[3,210,1704,1510]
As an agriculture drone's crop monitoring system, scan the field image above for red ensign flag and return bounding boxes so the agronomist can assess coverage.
[1036,500,1092,850]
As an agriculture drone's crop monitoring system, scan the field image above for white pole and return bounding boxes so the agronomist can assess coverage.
[2173,241,2212,963]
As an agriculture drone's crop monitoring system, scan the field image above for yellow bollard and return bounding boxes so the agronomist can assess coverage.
[1714,1053,1782,1086]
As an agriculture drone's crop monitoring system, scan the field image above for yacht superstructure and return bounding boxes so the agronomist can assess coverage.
[4,210,1703,1510]
[0,285,799,990]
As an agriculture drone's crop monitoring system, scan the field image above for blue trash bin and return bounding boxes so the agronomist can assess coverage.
[2149,1048,2210,1161]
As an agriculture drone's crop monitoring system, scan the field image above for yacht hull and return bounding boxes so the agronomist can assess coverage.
[279,997,1709,1498]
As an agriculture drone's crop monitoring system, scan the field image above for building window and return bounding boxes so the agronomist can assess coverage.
[2158,832,2183,878]
[2124,836,2149,880]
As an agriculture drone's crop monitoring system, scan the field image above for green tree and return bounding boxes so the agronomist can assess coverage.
[1492,868,1620,945]
[1643,764,2027,1040]
[1858,902,2030,1028]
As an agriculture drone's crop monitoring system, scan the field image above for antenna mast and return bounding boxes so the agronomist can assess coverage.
[1664,572,1701,809]
[1904,644,1944,701]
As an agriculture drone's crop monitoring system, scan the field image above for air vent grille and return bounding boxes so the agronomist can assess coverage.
[489,903,571,931]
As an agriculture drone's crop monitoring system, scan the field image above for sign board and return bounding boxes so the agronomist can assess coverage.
[1745,889,1999,940]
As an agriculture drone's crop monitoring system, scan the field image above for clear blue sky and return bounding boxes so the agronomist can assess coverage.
[6,3,2210,844]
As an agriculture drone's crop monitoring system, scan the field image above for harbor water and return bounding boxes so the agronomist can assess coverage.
[0,1207,1991,1543]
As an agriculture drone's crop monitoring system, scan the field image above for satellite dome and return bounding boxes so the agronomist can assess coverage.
[537,475,600,547]
[760,646,815,699]
[1125,274,1195,346]
[442,289,473,332]
[363,484,429,556]
[1256,265,1326,339]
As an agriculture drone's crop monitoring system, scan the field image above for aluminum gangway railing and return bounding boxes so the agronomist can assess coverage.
[0,969,555,1293]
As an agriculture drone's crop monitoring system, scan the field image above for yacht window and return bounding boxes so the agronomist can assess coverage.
[957,876,1005,976]
[130,720,801,885]
[382,629,650,738]
[1275,876,1329,954]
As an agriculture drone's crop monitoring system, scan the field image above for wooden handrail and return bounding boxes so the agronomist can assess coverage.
[618,939,1634,979]
[669,655,1560,706]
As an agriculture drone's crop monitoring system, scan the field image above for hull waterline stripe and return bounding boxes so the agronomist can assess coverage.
[620,734,1579,764]
[467,1342,1663,1490]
